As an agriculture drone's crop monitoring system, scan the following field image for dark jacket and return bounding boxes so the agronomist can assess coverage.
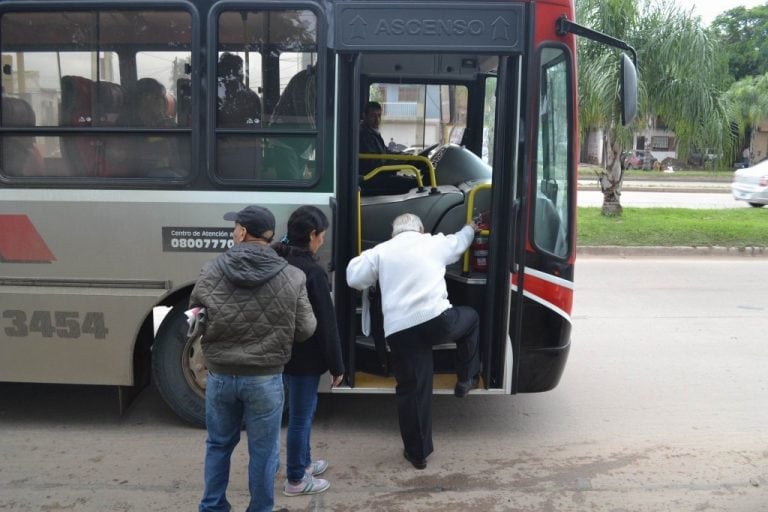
[189,242,316,376]
[359,124,389,174]
[281,249,345,377]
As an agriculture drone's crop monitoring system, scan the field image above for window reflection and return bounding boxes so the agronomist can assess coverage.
[0,10,192,179]
[215,9,318,182]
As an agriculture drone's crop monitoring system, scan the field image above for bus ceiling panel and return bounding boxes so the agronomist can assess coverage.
[359,54,497,80]
[0,11,193,49]
[331,2,524,54]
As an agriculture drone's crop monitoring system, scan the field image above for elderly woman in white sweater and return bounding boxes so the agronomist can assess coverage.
[346,213,481,470]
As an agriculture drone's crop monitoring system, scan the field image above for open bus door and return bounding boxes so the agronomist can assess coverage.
[330,4,528,395]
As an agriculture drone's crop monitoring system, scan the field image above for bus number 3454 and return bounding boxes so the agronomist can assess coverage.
[2,310,109,339]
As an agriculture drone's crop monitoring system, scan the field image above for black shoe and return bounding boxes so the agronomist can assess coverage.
[403,449,427,470]
[454,375,480,398]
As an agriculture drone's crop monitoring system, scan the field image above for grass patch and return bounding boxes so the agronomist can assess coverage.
[577,207,768,247]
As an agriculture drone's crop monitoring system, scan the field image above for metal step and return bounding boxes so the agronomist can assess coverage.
[355,335,456,351]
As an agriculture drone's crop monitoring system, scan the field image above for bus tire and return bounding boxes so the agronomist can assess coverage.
[152,302,206,428]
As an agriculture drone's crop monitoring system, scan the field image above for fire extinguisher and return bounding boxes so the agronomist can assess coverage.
[471,215,490,273]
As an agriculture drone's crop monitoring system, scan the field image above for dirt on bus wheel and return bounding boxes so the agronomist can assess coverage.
[152,301,206,428]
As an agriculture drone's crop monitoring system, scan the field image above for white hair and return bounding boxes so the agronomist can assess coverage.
[391,213,424,237]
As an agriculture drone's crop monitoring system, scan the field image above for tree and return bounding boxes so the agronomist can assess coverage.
[710,5,768,81]
[723,73,768,158]
[576,0,733,215]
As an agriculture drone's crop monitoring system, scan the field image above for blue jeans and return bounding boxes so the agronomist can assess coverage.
[284,374,320,482]
[199,372,284,512]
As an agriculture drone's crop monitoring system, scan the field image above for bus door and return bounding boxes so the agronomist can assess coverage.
[330,2,527,394]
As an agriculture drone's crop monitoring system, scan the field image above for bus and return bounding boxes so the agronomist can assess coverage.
[0,0,636,426]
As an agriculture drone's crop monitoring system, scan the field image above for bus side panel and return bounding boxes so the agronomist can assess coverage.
[0,191,331,385]
[0,288,155,385]
[515,298,571,392]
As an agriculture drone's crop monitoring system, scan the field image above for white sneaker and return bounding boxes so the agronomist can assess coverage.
[283,473,330,497]
[307,459,328,476]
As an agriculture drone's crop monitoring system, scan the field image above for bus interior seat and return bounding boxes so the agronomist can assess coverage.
[176,78,192,127]
[60,76,124,176]
[94,81,124,125]
[164,91,177,124]
[360,185,465,249]
[1,96,43,176]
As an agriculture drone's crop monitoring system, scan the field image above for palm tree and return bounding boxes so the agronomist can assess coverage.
[577,0,733,215]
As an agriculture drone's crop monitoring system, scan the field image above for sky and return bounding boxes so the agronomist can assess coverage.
[674,0,767,25]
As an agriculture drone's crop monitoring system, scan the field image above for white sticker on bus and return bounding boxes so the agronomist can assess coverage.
[162,227,234,252]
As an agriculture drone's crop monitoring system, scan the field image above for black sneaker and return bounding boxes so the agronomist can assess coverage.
[403,449,427,470]
[454,375,480,398]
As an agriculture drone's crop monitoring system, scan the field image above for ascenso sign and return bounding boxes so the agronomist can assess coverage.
[373,18,490,37]
[336,3,524,52]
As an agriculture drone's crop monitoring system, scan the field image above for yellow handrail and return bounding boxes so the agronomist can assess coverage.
[463,183,492,274]
[359,153,437,189]
[362,164,424,190]
[357,164,422,255]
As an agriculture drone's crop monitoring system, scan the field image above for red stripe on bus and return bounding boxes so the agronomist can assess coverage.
[0,214,56,263]
[513,271,573,315]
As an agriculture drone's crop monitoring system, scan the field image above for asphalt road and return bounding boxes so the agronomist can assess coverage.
[0,258,766,511]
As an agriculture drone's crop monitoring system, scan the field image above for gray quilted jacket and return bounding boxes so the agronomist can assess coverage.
[189,242,316,376]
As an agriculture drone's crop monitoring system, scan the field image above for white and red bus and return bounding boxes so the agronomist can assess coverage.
[0,0,636,426]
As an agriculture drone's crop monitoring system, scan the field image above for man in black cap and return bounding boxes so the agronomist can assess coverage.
[191,205,317,512]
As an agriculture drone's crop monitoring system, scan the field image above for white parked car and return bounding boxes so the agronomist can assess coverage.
[731,160,768,207]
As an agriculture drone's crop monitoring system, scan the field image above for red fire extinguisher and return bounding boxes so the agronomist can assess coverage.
[471,211,490,273]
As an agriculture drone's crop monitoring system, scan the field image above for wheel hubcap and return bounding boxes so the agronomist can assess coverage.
[183,334,207,399]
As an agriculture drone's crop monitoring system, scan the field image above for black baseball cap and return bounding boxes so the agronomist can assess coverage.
[223,205,275,239]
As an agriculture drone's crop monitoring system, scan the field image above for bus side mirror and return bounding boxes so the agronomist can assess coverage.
[620,53,638,126]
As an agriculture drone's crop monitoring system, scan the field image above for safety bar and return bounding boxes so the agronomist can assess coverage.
[357,164,423,255]
[363,164,425,191]
[359,153,438,192]
[463,183,492,275]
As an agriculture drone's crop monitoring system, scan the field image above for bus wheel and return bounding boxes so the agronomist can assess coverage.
[152,302,206,427]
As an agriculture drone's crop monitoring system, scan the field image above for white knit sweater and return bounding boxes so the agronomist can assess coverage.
[346,225,475,337]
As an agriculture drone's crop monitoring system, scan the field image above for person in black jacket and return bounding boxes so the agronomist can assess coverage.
[358,101,418,195]
[272,205,345,497]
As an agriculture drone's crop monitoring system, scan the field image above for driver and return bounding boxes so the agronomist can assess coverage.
[359,101,420,195]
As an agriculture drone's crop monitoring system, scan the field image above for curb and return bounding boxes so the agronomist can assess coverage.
[577,246,768,258]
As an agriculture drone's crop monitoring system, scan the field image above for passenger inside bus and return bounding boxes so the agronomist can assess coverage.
[216,52,261,128]
[264,65,316,180]
[358,101,419,196]
[1,96,44,176]
[215,53,263,179]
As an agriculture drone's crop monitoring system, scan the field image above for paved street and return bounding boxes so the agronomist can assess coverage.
[0,258,766,511]
[577,179,748,208]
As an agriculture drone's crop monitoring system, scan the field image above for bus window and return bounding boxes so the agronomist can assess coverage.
[0,9,192,179]
[370,83,467,155]
[215,10,318,182]
[535,47,571,257]
[482,76,497,165]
